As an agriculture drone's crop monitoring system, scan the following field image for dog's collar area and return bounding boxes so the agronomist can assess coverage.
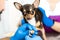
[27,17,36,26]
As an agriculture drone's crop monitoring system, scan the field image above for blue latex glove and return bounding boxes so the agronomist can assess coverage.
[10,23,38,40]
[38,7,54,27]
[21,19,38,35]
[25,35,42,40]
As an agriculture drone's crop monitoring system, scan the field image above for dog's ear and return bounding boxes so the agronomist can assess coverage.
[14,2,22,10]
[32,0,40,8]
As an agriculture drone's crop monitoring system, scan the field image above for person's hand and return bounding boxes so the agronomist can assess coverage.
[10,23,31,40]
[10,23,38,40]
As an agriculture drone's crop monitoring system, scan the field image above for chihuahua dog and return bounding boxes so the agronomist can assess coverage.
[14,0,47,40]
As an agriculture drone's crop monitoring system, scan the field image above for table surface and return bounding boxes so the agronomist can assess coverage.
[0,37,10,40]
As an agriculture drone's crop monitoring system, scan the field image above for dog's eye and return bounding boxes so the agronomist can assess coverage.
[31,10,34,15]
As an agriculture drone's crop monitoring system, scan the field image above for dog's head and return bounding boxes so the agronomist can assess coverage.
[14,0,40,20]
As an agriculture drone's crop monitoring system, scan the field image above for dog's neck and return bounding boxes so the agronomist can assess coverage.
[27,17,36,26]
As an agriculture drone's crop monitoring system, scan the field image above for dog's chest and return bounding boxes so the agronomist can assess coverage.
[27,17,40,27]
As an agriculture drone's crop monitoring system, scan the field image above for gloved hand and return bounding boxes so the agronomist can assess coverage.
[38,7,54,27]
[25,35,42,40]
[10,23,38,40]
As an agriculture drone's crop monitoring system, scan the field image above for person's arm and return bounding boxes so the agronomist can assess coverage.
[38,7,60,32]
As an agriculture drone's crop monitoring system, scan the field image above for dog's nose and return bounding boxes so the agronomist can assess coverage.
[27,14,31,16]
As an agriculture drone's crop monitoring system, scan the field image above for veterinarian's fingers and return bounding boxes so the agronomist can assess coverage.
[36,27,45,35]
[41,29,45,33]
[36,28,41,30]
[40,22,44,27]
[37,27,45,33]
